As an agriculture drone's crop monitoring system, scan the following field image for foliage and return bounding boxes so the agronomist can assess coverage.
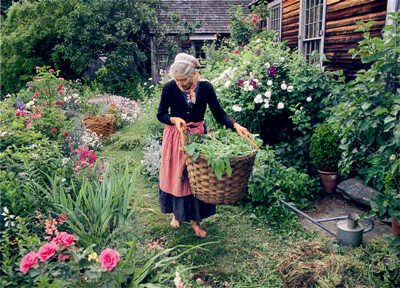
[1,0,77,93]
[58,0,163,97]
[330,14,400,183]
[185,129,258,179]
[310,123,342,172]
[142,136,162,180]
[247,147,316,210]
[47,162,140,248]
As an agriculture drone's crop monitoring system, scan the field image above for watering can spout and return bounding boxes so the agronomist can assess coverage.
[347,212,360,229]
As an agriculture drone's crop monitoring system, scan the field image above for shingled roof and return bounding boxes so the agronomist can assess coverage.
[151,0,252,35]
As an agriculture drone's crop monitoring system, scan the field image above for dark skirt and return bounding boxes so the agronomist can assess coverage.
[158,187,216,223]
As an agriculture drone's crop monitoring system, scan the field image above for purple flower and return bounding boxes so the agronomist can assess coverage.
[236,79,244,86]
[17,101,26,111]
[255,47,262,56]
[268,66,278,78]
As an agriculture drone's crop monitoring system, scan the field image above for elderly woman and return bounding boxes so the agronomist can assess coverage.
[157,53,249,237]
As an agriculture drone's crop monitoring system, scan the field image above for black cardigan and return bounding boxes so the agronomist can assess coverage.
[157,80,236,129]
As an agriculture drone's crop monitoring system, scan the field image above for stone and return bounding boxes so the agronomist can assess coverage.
[336,178,382,207]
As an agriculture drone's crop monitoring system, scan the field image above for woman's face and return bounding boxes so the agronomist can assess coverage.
[174,75,192,90]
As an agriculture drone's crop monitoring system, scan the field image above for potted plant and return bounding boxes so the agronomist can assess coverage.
[310,123,342,193]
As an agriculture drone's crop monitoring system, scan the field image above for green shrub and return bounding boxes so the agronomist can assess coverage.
[247,147,316,210]
[310,123,342,172]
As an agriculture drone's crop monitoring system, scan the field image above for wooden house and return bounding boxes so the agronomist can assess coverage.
[248,0,400,77]
[149,0,252,80]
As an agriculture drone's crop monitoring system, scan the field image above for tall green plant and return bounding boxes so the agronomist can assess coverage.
[48,162,140,247]
[330,12,400,249]
[330,13,400,189]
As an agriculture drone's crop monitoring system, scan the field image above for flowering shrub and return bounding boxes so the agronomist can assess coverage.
[201,33,340,170]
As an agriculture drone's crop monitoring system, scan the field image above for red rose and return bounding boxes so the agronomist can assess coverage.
[19,252,38,274]
[99,248,120,271]
[38,242,58,262]
[52,128,56,133]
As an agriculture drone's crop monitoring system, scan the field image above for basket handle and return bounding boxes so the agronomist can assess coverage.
[245,135,259,150]
[177,123,186,151]
[83,111,94,120]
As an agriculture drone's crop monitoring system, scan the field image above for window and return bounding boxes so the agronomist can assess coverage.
[267,0,282,41]
[190,35,216,60]
[299,0,326,64]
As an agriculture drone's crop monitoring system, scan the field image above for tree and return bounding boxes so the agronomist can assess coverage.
[1,0,77,94]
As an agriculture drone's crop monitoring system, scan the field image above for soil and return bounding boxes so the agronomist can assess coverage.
[296,192,393,245]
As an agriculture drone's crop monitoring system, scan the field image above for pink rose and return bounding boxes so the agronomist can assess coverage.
[59,77,64,81]
[99,248,120,271]
[20,252,38,274]
[57,84,62,90]
[49,69,55,73]
[59,91,63,95]
[52,128,56,133]
[234,50,239,54]
[38,242,58,262]
[52,232,75,248]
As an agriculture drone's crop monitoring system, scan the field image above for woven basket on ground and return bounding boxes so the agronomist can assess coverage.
[82,111,116,139]
[178,125,258,205]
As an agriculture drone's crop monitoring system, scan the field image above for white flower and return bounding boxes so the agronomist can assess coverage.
[149,85,154,89]
[264,62,270,68]
[256,38,261,43]
[144,82,147,86]
[280,57,285,62]
[233,67,238,71]
[264,91,272,98]
[248,85,254,91]
[287,85,294,92]
[2,207,8,216]
[225,80,231,88]
[277,102,285,109]
[61,178,66,182]
[232,105,242,112]
[254,94,263,104]
[306,97,312,102]
[62,158,69,165]
[216,88,221,92]
[281,83,287,90]
[390,154,396,160]
[148,77,152,81]
[267,80,273,86]
[1,131,7,137]
[243,61,250,65]
[264,102,270,108]
[32,154,39,160]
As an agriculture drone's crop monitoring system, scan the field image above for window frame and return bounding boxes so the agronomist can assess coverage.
[266,0,283,42]
[298,0,327,64]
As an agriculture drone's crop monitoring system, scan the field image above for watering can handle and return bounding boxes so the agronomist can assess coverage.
[363,216,374,233]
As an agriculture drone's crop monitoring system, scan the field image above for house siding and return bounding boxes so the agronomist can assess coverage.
[258,0,388,77]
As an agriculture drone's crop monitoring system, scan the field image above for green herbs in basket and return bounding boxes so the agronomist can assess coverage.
[185,129,258,179]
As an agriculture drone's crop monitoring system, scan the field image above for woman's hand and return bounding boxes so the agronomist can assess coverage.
[233,123,250,137]
[170,117,186,129]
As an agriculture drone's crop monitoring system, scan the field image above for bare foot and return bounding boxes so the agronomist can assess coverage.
[192,221,206,238]
[170,215,180,228]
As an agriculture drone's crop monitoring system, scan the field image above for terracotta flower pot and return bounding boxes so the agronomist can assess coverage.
[392,217,400,237]
[317,170,339,194]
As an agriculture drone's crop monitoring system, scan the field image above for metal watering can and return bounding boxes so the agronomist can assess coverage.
[280,200,374,246]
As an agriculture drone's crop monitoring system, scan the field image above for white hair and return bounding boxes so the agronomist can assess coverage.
[169,53,200,77]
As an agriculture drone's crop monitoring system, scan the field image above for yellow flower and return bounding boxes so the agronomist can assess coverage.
[88,252,99,263]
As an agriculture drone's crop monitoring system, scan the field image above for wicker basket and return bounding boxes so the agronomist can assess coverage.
[178,126,258,205]
[82,111,116,139]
